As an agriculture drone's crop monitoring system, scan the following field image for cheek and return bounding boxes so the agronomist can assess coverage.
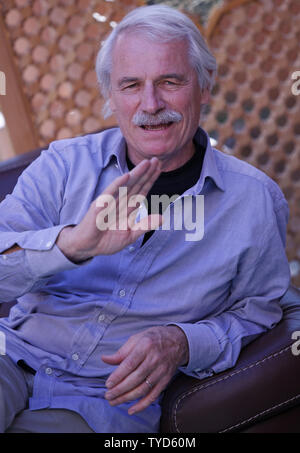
[168,90,198,116]
[110,92,134,114]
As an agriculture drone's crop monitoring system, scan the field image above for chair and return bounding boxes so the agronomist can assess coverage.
[0,148,300,433]
[161,286,300,433]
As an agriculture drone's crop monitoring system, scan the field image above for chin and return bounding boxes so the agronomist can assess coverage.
[140,146,172,160]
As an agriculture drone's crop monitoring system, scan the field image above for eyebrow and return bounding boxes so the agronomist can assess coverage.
[117,73,187,87]
[117,77,140,87]
[157,73,187,82]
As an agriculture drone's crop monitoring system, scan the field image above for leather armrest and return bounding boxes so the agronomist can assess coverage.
[160,286,300,433]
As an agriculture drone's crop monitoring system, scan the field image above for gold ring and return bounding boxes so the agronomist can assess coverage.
[145,378,153,389]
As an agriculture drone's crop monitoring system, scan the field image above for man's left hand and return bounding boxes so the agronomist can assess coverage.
[101,325,189,415]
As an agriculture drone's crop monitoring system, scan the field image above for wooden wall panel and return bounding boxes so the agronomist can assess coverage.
[0,0,144,149]
[0,12,38,154]
[200,0,300,285]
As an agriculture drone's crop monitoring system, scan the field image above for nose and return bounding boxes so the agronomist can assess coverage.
[140,83,165,114]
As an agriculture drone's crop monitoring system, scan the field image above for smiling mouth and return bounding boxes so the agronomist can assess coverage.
[140,122,173,131]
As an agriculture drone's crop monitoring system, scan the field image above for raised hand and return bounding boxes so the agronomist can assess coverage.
[56,157,162,262]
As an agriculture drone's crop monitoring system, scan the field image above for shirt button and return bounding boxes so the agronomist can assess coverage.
[128,246,135,252]
[98,314,106,322]
[2,255,7,260]
[119,289,126,297]
[72,353,79,361]
[45,367,53,375]
[46,241,52,248]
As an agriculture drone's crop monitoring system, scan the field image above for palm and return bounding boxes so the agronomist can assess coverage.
[68,158,162,260]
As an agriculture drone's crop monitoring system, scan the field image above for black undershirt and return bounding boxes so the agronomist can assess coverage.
[126,140,206,244]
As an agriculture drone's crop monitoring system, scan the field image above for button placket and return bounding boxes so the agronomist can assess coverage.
[98,314,106,322]
[118,289,126,298]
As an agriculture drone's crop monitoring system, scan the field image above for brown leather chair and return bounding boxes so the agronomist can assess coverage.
[161,285,300,433]
[0,148,300,433]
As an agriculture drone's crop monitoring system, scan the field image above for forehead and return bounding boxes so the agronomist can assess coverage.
[111,32,193,79]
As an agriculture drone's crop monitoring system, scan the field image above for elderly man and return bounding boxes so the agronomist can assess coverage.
[0,5,290,433]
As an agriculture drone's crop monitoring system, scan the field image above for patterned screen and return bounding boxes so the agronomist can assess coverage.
[200,0,300,285]
[1,0,300,284]
[1,0,143,144]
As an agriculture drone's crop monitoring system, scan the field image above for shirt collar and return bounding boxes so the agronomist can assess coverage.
[192,127,225,194]
[101,126,225,193]
[101,128,128,173]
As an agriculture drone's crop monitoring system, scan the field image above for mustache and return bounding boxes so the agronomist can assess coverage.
[132,110,182,126]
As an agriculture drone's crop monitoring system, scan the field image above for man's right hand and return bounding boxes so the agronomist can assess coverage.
[56,157,162,262]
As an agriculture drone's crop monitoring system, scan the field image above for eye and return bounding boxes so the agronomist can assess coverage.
[161,80,182,89]
[122,82,139,90]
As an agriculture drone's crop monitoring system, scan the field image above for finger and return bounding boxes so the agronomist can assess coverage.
[137,159,161,197]
[127,158,161,200]
[97,159,160,227]
[106,377,157,408]
[129,213,163,232]
[96,158,159,203]
[107,370,167,414]
[122,159,154,197]
[104,359,151,401]
[101,172,131,198]
[102,343,146,389]
[128,385,161,415]
[104,158,156,198]
[105,352,144,388]
[127,372,170,415]
[101,352,123,366]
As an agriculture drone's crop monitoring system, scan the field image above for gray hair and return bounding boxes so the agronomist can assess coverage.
[95,4,217,118]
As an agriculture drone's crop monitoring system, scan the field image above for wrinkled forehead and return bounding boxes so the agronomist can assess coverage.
[111,30,192,78]
[112,28,190,58]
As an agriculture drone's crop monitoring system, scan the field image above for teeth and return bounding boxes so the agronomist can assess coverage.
[142,123,171,130]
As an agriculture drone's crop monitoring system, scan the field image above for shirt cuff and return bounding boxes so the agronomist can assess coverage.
[25,244,91,279]
[0,225,71,253]
[168,322,221,377]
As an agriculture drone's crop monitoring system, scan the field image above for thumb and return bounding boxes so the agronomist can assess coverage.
[101,333,139,365]
[101,351,123,365]
[101,338,134,364]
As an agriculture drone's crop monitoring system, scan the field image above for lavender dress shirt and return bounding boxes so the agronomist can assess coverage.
[0,127,291,432]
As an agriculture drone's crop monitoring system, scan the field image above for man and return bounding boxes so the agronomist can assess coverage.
[0,5,290,433]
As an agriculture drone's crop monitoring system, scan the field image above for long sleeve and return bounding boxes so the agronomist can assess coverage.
[171,197,291,379]
[0,146,84,302]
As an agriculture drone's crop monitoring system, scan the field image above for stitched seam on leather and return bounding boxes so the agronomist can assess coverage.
[174,345,291,433]
[219,393,300,432]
